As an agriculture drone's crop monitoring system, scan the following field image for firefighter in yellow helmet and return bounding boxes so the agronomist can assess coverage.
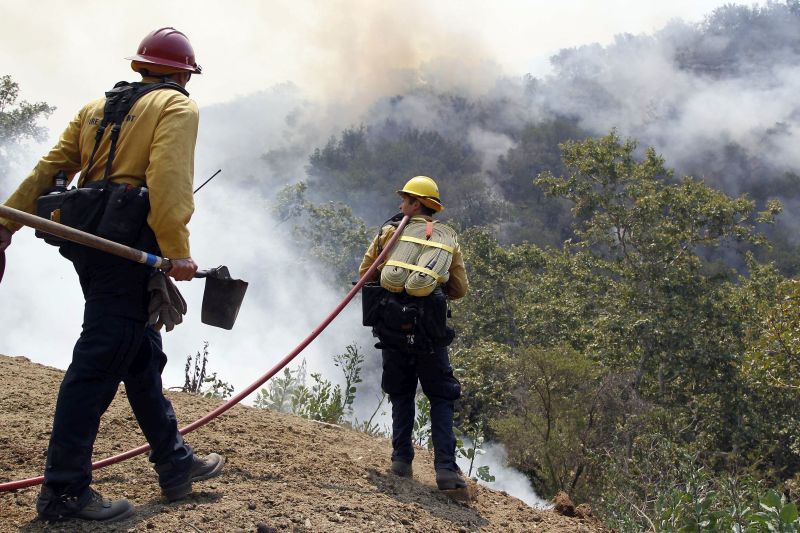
[0,27,223,522]
[359,175,469,490]
[396,175,445,213]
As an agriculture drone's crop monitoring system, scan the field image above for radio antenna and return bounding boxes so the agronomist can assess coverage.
[193,169,222,194]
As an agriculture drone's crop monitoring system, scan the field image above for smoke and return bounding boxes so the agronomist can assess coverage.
[185,81,392,412]
[0,80,369,403]
[296,1,503,114]
[2,0,789,507]
[456,441,550,508]
[314,2,800,241]
[530,4,800,201]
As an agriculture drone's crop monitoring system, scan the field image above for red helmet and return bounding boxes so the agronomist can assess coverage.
[126,27,202,74]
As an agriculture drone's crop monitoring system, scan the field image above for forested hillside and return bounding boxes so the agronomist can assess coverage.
[281,1,800,273]
[3,2,799,531]
[274,3,800,530]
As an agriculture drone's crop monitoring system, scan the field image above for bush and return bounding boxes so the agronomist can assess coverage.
[181,342,234,399]
[255,344,366,426]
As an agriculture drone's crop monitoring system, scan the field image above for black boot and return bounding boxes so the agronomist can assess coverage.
[37,487,134,522]
[435,468,466,490]
[156,452,225,502]
[390,460,413,478]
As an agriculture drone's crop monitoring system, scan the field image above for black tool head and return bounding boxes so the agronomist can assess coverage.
[200,266,248,330]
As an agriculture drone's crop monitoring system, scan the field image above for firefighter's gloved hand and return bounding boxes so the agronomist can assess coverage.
[147,271,187,332]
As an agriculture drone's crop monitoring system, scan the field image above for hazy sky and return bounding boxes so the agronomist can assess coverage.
[3,0,744,134]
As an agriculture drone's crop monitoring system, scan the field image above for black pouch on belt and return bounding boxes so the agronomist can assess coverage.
[60,183,107,233]
[422,287,453,346]
[35,182,107,246]
[95,183,150,246]
[381,293,420,332]
[35,192,70,246]
[362,282,387,327]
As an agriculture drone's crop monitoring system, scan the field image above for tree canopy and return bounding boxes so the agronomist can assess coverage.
[0,75,54,178]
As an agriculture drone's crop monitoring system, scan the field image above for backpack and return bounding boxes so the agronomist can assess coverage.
[36,81,188,248]
[362,282,454,354]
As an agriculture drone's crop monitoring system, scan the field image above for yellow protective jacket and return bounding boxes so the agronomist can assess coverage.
[359,215,469,300]
[0,77,198,259]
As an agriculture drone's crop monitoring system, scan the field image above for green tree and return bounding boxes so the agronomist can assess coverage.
[0,75,55,177]
[448,132,796,526]
[738,268,800,475]
[536,132,779,406]
[492,345,610,496]
[305,124,496,227]
[495,118,586,245]
[273,182,371,287]
[454,227,545,348]
[515,131,792,518]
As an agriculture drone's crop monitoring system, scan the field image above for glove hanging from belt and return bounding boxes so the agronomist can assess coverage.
[147,271,187,332]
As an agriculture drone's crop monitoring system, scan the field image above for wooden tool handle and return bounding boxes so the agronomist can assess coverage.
[0,204,171,270]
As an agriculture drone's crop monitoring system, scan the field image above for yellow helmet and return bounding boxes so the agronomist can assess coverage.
[397,175,444,212]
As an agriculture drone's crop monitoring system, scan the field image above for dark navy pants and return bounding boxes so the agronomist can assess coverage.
[381,344,461,471]
[43,245,193,504]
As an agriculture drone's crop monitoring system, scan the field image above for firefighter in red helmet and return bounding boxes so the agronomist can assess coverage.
[0,27,224,522]
[127,27,204,76]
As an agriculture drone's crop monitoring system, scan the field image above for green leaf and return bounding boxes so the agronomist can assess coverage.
[476,465,495,482]
[761,490,782,509]
[780,502,798,524]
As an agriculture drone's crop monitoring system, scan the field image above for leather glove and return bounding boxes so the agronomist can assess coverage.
[147,271,187,332]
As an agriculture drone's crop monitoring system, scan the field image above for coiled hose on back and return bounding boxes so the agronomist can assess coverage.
[380,219,456,297]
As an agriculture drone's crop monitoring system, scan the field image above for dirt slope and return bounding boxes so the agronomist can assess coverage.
[0,354,606,532]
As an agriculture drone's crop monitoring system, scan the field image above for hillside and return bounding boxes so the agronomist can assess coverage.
[0,354,605,532]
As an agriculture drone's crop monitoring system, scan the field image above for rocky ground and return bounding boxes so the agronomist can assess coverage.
[0,354,607,532]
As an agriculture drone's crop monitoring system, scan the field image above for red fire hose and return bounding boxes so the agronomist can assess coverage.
[0,215,410,492]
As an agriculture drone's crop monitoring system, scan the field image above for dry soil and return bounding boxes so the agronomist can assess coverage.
[0,354,607,533]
